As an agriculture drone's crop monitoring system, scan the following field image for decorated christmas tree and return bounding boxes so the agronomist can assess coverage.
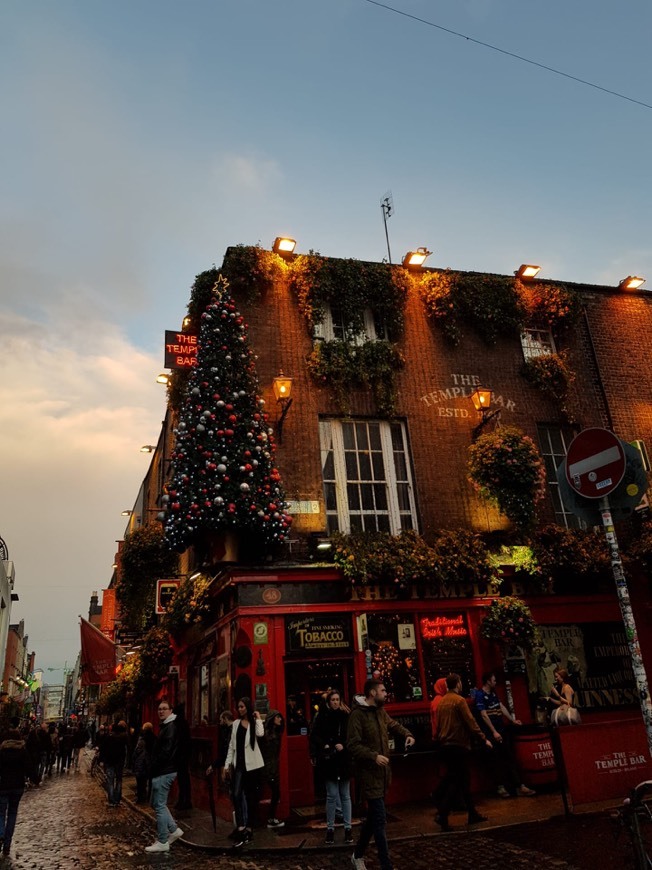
[162,275,292,554]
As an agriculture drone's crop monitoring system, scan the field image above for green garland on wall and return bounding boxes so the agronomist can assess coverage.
[307,339,405,416]
[520,351,575,403]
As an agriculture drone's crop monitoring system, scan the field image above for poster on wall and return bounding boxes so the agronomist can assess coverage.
[527,622,636,710]
[285,614,353,654]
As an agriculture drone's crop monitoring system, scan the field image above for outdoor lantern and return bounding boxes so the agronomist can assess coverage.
[402,247,432,268]
[273,373,293,403]
[619,275,646,291]
[156,373,170,385]
[516,264,541,280]
[121,510,133,517]
[272,237,296,256]
[140,445,155,453]
[272,371,294,443]
[182,316,192,330]
[470,386,493,416]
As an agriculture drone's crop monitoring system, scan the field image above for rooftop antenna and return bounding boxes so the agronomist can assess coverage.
[380,191,393,264]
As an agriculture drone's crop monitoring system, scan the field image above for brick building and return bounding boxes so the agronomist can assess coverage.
[127,247,652,814]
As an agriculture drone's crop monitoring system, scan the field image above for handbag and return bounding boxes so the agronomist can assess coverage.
[551,704,582,727]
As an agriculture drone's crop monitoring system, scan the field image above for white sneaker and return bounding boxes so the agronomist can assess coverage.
[145,841,170,853]
[168,827,184,844]
[351,855,367,870]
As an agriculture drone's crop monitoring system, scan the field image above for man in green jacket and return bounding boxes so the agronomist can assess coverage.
[347,679,414,870]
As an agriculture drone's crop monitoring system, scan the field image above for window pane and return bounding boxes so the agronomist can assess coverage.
[544,455,557,479]
[363,514,378,532]
[347,484,360,510]
[377,514,390,532]
[324,483,338,511]
[419,612,475,701]
[372,452,385,479]
[400,514,413,531]
[361,484,375,510]
[367,614,421,704]
[393,452,408,480]
[350,515,363,531]
[327,515,339,534]
[374,483,388,511]
[368,424,382,450]
[390,423,404,451]
[549,428,564,455]
[355,423,369,451]
[345,451,358,479]
[396,483,410,511]
[342,422,355,450]
[323,451,335,481]
[358,452,372,480]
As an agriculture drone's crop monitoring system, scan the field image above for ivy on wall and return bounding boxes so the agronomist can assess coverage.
[521,351,575,403]
[307,339,405,416]
[115,525,179,630]
[290,253,410,340]
[221,244,286,302]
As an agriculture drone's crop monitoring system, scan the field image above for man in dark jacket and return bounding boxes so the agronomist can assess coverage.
[104,721,128,807]
[347,679,414,870]
[0,728,37,858]
[145,700,183,854]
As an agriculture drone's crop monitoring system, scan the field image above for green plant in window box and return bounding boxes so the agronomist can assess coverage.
[307,339,405,416]
[467,426,546,530]
[480,596,538,650]
[529,524,611,594]
[521,351,575,403]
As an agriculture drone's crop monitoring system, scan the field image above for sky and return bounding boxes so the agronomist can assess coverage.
[1,0,651,678]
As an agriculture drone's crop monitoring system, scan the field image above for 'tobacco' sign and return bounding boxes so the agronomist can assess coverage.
[565,428,626,499]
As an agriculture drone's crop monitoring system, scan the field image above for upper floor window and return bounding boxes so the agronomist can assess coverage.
[537,424,583,529]
[521,328,555,361]
[314,303,389,344]
[319,419,417,535]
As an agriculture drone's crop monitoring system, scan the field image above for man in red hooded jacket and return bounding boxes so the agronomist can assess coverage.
[430,678,448,739]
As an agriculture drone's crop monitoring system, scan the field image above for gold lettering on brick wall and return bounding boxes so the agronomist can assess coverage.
[419,373,516,416]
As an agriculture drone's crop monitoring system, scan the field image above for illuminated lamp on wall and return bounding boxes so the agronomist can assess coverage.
[402,247,432,268]
[272,236,296,256]
[470,386,501,441]
[515,264,541,280]
[272,371,293,443]
[619,275,646,290]
[156,373,170,385]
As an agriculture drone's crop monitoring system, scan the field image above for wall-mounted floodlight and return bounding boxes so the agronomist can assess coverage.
[619,276,646,291]
[516,264,541,280]
[272,237,296,256]
[402,247,432,268]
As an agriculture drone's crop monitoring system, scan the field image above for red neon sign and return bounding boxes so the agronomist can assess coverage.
[164,331,198,370]
[420,615,468,639]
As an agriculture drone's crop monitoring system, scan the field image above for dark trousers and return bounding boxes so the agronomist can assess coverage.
[354,797,392,870]
[135,774,150,803]
[232,768,260,829]
[105,764,124,805]
[267,776,280,819]
[175,763,192,809]
[0,789,24,850]
[434,745,476,818]
[485,732,521,793]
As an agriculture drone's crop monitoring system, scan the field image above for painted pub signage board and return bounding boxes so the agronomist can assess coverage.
[558,718,652,806]
[285,614,353,654]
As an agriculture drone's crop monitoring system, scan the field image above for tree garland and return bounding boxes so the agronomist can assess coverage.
[163,572,213,637]
[115,526,179,630]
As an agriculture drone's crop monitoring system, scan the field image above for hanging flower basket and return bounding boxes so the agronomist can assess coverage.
[480,596,538,650]
[467,426,546,530]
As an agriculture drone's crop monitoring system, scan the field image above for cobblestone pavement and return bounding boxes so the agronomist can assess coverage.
[4,755,579,870]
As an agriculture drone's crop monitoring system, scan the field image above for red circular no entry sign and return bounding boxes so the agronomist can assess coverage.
[565,428,626,499]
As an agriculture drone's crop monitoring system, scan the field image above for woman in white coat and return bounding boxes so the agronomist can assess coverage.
[224,697,264,845]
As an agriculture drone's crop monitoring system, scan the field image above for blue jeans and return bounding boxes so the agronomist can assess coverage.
[105,765,123,805]
[150,773,178,844]
[325,778,352,828]
[355,797,392,870]
[0,789,24,850]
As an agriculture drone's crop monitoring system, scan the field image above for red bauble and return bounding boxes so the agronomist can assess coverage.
[228,415,237,423]
[226,429,234,437]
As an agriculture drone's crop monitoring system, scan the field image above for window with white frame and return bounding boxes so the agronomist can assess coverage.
[319,419,417,534]
[520,328,556,361]
[314,303,389,343]
[537,424,583,529]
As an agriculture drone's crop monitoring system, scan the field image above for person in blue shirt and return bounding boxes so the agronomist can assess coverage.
[472,671,535,799]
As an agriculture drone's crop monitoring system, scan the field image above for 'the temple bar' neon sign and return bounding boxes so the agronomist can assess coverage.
[164,331,198,370]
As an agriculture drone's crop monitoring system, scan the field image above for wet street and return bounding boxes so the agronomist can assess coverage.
[5,753,577,870]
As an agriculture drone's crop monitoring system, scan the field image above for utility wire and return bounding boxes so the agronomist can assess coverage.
[362,0,652,111]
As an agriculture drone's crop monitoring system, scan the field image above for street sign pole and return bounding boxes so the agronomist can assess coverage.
[600,495,652,757]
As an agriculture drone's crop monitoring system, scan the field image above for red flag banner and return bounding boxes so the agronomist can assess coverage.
[80,617,116,685]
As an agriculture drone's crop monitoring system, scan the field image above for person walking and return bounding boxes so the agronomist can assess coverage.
[347,679,414,870]
[72,721,89,770]
[132,722,155,804]
[104,720,128,807]
[433,673,492,832]
[310,689,353,846]
[223,697,265,847]
[262,709,285,830]
[145,700,184,854]
[0,727,37,858]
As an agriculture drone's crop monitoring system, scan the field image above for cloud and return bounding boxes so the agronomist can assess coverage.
[211,152,283,195]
